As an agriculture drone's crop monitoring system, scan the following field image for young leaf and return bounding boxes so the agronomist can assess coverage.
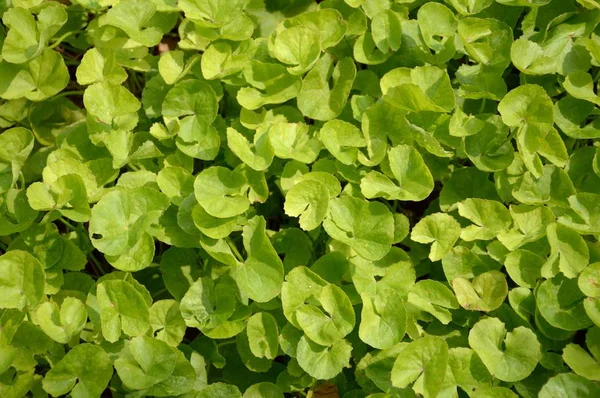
[42,344,113,397]
[234,216,284,303]
[323,196,395,261]
[411,213,461,261]
[391,336,449,398]
[296,336,353,380]
[468,317,541,382]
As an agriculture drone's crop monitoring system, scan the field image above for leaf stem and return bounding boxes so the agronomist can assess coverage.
[478,98,487,114]
[226,238,244,262]
[217,340,236,348]
[89,251,106,275]
[49,31,76,50]
[0,241,8,252]
[53,90,85,100]
[152,287,169,299]
[58,217,77,231]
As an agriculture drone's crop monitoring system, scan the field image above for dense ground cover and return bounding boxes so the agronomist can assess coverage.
[3,0,600,396]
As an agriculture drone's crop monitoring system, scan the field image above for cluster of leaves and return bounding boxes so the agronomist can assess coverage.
[5,0,600,397]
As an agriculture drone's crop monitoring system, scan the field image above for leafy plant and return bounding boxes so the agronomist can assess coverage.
[2,0,600,397]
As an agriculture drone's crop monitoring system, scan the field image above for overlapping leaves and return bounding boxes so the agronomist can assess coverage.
[2,0,600,397]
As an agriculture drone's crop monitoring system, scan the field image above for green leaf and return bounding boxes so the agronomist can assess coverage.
[452,271,508,312]
[468,317,541,382]
[1,4,67,63]
[96,279,151,342]
[536,276,593,331]
[237,61,302,110]
[546,223,589,279]
[36,297,87,344]
[371,10,402,53]
[243,382,284,398]
[444,0,493,15]
[297,55,356,121]
[408,280,459,324]
[419,3,457,53]
[457,199,512,241]
[194,167,250,218]
[359,290,406,349]
[268,122,321,164]
[76,48,127,86]
[159,247,202,301]
[411,213,461,261]
[179,0,249,28]
[458,17,513,72]
[157,166,194,206]
[579,262,600,297]
[282,266,329,329]
[386,144,434,201]
[114,335,194,394]
[498,84,554,127]
[234,216,284,302]
[180,277,234,330]
[448,347,492,392]
[463,115,514,172]
[296,336,352,380]
[323,196,395,261]
[0,250,45,310]
[382,66,455,113]
[89,187,169,270]
[194,383,242,397]
[564,70,600,106]
[42,344,113,398]
[227,127,274,171]
[162,79,219,148]
[319,119,366,165]
[246,312,279,360]
[83,82,141,125]
[269,25,320,75]
[149,299,186,347]
[391,336,449,398]
[102,0,163,47]
[504,249,544,288]
[284,180,330,231]
[0,127,34,193]
[563,327,600,380]
[538,373,600,397]
[0,49,69,101]
[296,284,355,346]
[201,40,256,81]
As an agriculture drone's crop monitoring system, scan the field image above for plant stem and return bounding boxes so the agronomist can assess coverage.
[226,238,244,262]
[479,98,487,114]
[152,287,169,299]
[49,31,76,50]
[53,90,85,100]
[89,251,106,275]
[58,217,77,231]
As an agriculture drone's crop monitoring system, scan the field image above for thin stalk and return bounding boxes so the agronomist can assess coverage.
[226,238,244,262]
[89,251,106,275]
[152,287,169,299]
[478,98,487,114]
[58,217,77,231]
[53,90,85,100]
[49,31,76,50]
